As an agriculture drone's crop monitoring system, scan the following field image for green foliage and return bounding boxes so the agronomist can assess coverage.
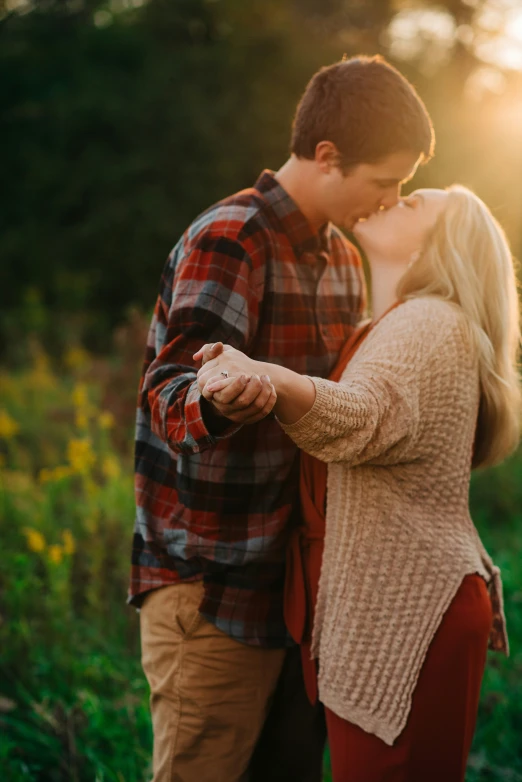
[467,455,522,781]
[1,340,522,779]
[0,0,320,354]
[0,345,151,781]
[3,0,521,357]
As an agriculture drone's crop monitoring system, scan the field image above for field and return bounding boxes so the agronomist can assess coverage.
[1,338,521,781]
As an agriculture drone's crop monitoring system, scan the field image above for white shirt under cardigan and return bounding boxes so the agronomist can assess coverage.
[280,296,508,746]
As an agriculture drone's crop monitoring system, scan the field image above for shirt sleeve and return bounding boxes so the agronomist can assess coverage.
[280,371,417,466]
[140,230,265,455]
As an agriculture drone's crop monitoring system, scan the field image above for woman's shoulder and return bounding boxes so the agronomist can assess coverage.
[363,297,473,365]
[378,297,468,341]
[391,296,464,323]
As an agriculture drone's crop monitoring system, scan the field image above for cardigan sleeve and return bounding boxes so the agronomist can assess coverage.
[279,298,470,466]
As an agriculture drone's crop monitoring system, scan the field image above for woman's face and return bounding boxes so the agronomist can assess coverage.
[353,188,449,263]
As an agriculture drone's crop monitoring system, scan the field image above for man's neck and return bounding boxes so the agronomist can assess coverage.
[274,157,327,231]
[368,256,409,322]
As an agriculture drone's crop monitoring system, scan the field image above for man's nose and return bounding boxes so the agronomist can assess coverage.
[379,187,401,210]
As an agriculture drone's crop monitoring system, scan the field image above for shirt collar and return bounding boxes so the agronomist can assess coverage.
[253,170,333,258]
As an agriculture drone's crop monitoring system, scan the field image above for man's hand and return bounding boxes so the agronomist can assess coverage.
[193,341,230,366]
[193,342,277,425]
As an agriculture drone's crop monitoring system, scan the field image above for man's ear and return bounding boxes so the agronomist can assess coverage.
[315,141,340,173]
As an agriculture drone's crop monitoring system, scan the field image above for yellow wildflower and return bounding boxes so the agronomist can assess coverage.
[38,465,72,484]
[84,478,99,499]
[62,530,76,555]
[72,384,89,409]
[0,410,20,440]
[84,509,100,534]
[102,454,120,480]
[23,527,46,553]
[29,346,56,391]
[48,544,63,565]
[28,369,56,391]
[33,350,50,374]
[98,411,115,430]
[53,465,73,481]
[0,373,16,396]
[75,411,89,430]
[38,468,53,484]
[64,346,90,372]
[4,470,33,492]
[67,438,96,475]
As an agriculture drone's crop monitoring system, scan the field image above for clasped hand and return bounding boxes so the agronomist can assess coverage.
[193,343,277,425]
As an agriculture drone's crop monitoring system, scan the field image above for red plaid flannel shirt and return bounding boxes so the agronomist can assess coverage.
[129,170,366,646]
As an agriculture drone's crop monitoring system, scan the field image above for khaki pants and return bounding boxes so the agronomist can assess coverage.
[140,581,286,782]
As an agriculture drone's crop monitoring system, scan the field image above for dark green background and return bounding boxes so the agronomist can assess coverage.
[2,0,522,356]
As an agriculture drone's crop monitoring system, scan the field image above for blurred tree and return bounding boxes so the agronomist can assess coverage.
[1,0,521,356]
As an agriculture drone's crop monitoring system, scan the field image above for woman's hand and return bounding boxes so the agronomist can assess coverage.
[193,341,317,426]
[193,342,277,424]
[195,343,262,388]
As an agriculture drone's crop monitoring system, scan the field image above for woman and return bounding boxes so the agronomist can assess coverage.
[194,186,521,780]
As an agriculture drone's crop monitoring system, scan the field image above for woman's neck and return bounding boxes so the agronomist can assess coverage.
[368,255,410,322]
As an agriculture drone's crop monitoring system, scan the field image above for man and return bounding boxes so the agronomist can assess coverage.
[130,55,434,782]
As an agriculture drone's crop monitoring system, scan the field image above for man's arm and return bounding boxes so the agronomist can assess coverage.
[141,231,272,455]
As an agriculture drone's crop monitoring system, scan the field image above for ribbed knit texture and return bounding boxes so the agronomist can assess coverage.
[280,296,509,746]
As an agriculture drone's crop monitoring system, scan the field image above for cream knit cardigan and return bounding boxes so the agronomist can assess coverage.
[280,296,509,746]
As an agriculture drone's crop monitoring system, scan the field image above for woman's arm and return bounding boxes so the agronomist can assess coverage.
[261,363,317,424]
[195,299,465,466]
[194,338,417,466]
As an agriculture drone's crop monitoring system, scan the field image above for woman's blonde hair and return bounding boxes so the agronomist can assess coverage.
[396,185,521,468]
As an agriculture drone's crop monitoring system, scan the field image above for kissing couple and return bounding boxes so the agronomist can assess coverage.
[131,55,520,782]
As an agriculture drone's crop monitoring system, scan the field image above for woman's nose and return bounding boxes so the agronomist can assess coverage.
[379,192,401,210]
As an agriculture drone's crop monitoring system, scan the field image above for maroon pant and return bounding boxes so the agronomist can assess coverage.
[325,574,492,782]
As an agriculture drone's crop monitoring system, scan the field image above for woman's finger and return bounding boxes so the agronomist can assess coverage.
[212,376,273,419]
[202,375,247,403]
[211,375,250,404]
[227,374,266,409]
[239,377,274,416]
[204,378,230,395]
[240,386,277,424]
[197,365,238,396]
[197,358,219,383]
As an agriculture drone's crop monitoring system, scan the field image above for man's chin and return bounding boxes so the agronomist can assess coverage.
[352,219,368,238]
[340,216,358,231]
[334,214,367,231]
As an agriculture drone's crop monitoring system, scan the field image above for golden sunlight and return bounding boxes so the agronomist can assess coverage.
[473,3,522,71]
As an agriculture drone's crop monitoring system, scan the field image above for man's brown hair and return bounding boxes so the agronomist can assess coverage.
[291,55,435,171]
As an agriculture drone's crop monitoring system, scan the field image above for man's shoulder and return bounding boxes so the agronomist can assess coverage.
[185,187,270,249]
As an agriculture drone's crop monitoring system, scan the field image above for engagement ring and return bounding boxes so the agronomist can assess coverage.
[220,370,229,378]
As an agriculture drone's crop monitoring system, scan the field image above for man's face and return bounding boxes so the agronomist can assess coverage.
[318,151,422,230]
